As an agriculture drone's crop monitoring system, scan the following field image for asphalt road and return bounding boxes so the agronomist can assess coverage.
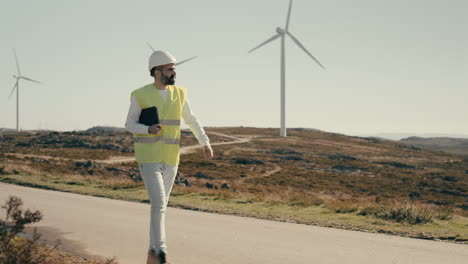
[0,182,466,264]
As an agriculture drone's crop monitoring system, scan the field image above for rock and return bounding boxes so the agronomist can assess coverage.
[205,182,218,189]
[442,176,457,182]
[271,149,303,155]
[328,154,357,161]
[85,126,127,133]
[15,142,33,147]
[377,161,415,169]
[121,147,132,153]
[83,161,93,168]
[440,190,463,197]
[131,174,142,182]
[194,172,212,179]
[94,144,120,151]
[418,181,429,187]
[0,167,8,175]
[63,138,92,148]
[332,165,367,172]
[31,158,51,164]
[409,191,421,199]
[175,172,192,187]
[183,178,192,187]
[232,157,264,165]
[221,183,230,190]
[333,165,354,170]
[280,156,308,162]
[107,167,123,172]
[1,136,14,142]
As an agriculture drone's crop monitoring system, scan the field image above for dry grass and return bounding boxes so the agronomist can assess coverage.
[1,127,467,243]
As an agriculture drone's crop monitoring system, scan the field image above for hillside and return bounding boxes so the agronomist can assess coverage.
[1,127,467,242]
[400,136,468,156]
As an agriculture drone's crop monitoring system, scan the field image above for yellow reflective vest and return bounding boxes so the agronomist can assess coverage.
[131,84,186,165]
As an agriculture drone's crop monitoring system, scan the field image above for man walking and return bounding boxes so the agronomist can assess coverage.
[125,50,213,264]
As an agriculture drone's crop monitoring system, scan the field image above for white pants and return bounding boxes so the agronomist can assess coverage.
[138,162,178,254]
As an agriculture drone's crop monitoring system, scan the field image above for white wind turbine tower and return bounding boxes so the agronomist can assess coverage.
[9,49,42,132]
[248,0,326,137]
[146,42,198,66]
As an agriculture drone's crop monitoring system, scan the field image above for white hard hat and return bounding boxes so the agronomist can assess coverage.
[148,50,177,71]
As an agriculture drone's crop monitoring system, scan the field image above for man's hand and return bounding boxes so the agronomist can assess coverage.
[148,124,163,134]
[203,145,214,160]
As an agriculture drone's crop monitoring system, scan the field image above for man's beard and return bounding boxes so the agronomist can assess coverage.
[162,74,175,85]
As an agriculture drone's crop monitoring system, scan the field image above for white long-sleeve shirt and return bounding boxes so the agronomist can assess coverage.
[125,89,210,146]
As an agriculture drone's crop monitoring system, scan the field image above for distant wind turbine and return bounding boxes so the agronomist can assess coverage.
[248,0,326,137]
[9,49,42,132]
[146,42,198,66]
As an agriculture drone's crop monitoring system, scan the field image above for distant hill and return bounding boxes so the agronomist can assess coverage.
[1,127,127,133]
[84,126,127,133]
[357,133,468,141]
[400,137,468,156]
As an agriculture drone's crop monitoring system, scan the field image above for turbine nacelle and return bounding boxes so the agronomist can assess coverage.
[276,27,287,34]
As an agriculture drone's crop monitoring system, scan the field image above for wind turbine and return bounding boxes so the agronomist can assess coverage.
[9,49,42,132]
[248,0,325,137]
[146,42,198,66]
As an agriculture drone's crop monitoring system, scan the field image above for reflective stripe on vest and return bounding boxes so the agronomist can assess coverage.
[162,119,181,126]
[133,137,162,143]
[133,137,180,144]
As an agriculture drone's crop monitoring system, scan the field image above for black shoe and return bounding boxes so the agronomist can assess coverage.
[158,251,168,264]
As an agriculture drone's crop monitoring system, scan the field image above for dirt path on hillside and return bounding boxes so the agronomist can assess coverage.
[180,132,252,155]
[236,165,282,184]
[5,132,254,164]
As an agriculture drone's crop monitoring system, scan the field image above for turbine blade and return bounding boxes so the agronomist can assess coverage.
[287,32,326,70]
[13,49,21,75]
[21,76,41,84]
[8,81,18,99]
[285,0,293,30]
[248,33,281,53]
[146,42,155,51]
[175,56,198,66]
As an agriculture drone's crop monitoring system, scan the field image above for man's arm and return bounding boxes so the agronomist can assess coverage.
[182,99,213,159]
[124,95,151,135]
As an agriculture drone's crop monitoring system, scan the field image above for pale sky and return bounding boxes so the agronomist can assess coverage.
[1,0,467,136]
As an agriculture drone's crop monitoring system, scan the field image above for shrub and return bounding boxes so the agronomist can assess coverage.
[231,157,264,165]
[0,195,48,264]
[0,196,118,264]
[358,204,433,225]
[435,206,454,220]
